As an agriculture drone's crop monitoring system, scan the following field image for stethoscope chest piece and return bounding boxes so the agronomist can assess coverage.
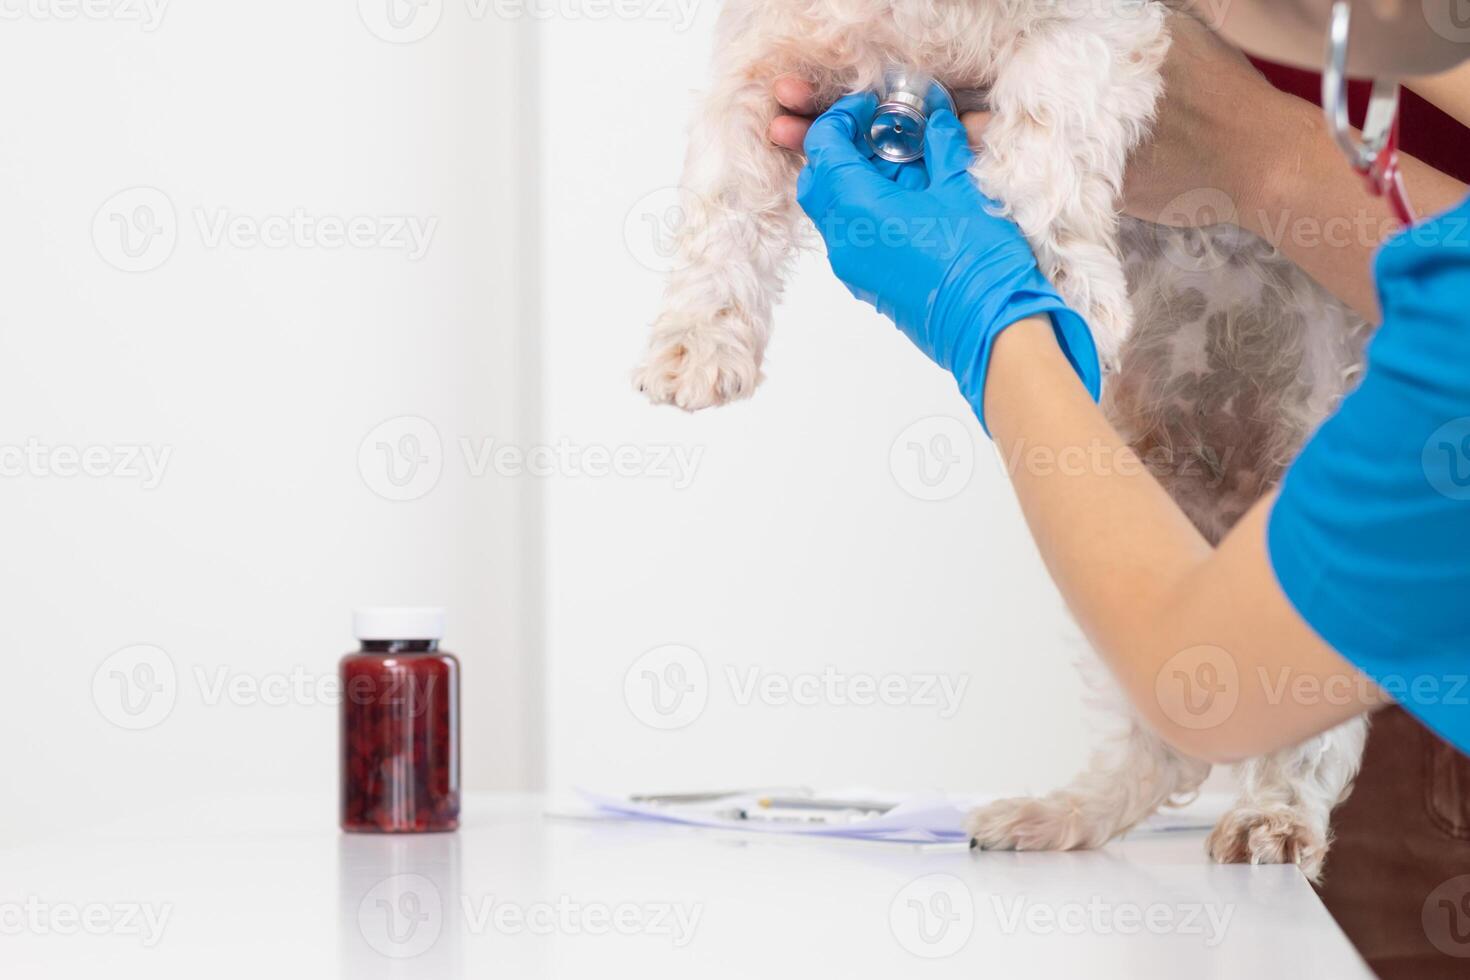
[866,67,957,164]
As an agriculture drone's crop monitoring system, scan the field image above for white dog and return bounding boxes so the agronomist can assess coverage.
[636,0,1368,879]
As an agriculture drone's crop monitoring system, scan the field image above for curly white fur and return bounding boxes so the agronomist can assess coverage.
[639,0,1367,881]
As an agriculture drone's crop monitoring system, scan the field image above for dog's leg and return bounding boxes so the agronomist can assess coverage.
[968,667,1211,850]
[1207,716,1368,882]
[971,7,1170,367]
[634,57,806,411]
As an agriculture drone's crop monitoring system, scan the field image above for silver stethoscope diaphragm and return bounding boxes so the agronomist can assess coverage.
[866,67,957,164]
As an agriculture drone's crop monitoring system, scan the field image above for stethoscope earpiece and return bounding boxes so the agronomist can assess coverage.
[1323,0,1416,225]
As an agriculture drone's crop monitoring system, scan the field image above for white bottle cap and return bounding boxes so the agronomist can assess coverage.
[353,607,446,641]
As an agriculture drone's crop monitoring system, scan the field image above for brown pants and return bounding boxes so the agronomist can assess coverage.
[1315,706,1470,979]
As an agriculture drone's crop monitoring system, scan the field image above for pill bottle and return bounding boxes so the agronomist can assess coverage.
[340,607,460,833]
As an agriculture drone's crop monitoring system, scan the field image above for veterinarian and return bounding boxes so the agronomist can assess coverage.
[775,4,1469,974]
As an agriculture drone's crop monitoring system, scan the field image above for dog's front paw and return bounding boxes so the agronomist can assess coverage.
[966,795,1111,852]
[1206,808,1328,882]
[634,310,763,411]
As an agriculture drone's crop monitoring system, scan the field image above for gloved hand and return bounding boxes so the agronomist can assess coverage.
[796,92,1101,430]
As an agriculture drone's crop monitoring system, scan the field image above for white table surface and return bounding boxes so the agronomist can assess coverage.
[1,792,1371,979]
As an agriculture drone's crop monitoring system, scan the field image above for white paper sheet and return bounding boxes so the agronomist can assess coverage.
[573,789,1231,845]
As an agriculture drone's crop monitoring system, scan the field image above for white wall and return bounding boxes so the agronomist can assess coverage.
[4,2,1119,830]
[539,10,1095,797]
[0,1,537,834]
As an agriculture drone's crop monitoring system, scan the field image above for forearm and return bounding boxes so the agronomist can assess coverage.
[981,317,1379,761]
[1238,99,1466,321]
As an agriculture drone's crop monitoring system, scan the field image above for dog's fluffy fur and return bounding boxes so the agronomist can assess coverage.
[637,0,1367,879]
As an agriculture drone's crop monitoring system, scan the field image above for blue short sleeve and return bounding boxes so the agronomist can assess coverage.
[1268,194,1470,753]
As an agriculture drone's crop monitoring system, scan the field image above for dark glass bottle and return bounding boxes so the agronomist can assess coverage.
[341,608,460,833]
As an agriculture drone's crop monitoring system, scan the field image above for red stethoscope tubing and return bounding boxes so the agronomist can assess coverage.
[1366,106,1416,226]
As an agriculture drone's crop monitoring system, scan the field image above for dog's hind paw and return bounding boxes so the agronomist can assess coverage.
[634,310,763,411]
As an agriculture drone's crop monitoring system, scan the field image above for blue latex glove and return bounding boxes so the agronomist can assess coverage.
[797,93,1100,431]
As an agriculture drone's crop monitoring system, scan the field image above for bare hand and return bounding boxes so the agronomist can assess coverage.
[1119,11,1317,230]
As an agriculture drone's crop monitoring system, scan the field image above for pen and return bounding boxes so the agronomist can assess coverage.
[757,797,895,815]
[630,787,813,805]
[709,808,867,826]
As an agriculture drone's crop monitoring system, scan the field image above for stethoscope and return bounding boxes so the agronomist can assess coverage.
[1323,0,1417,225]
[868,2,1418,225]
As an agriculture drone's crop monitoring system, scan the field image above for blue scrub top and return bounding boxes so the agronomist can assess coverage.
[1269,193,1470,754]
